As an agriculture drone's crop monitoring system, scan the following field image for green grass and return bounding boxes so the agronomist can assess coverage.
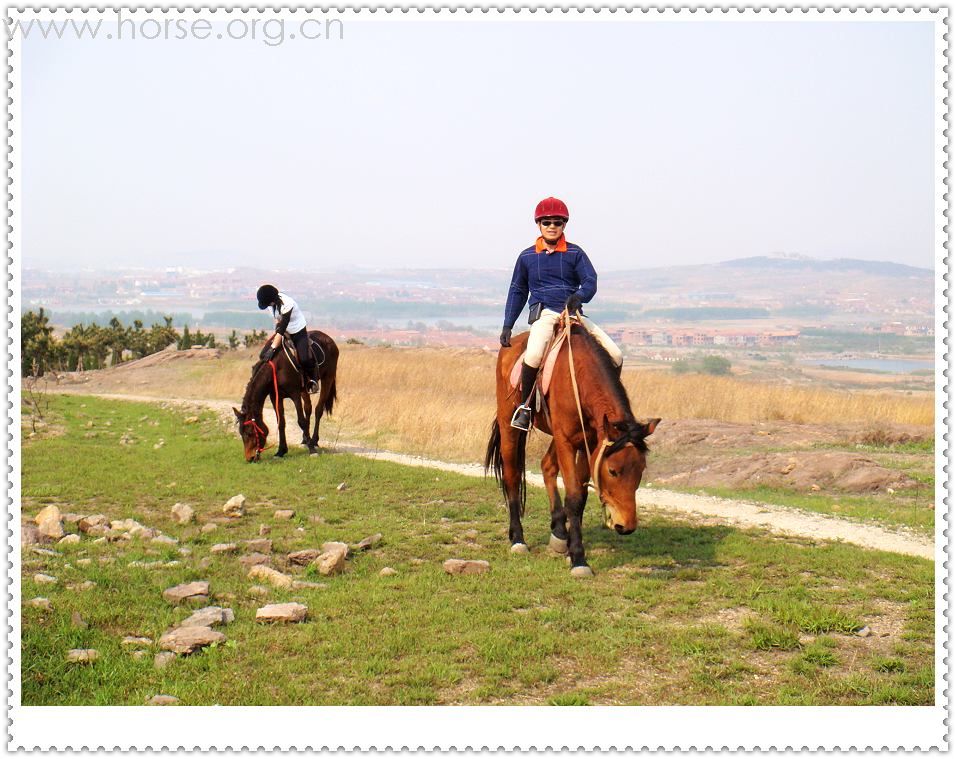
[671,484,934,536]
[19,395,936,705]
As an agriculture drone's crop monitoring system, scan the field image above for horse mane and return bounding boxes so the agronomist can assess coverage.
[241,359,271,415]
[572,324,649,454]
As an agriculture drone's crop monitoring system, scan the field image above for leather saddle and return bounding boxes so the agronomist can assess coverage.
[280,335,325,374]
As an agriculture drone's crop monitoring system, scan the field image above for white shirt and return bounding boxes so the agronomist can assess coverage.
[271,292,307,334]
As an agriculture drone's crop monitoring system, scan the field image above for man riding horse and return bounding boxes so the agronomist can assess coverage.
[500,197,623,430]
[256,284,320,394]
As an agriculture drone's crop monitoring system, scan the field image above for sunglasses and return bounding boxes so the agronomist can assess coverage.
[539,219,566,228]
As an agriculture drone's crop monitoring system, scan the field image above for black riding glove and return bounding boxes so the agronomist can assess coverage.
[499,328,512,348]
[259,344,275,361]
[565,293,583,315]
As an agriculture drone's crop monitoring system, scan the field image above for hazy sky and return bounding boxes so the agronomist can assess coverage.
[22,17,936,271]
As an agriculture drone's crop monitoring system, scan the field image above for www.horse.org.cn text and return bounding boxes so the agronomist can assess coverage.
[6,13,345,47]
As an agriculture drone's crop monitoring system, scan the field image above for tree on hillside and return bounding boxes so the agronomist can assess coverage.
[228,330,240,350]
[21,308,57,377]
[244,329,268,348]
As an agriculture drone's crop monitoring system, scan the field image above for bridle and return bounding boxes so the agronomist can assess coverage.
[242,417,269,459]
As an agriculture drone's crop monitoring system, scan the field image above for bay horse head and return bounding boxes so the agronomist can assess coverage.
[593,416,661,534]
[233,406,269,463]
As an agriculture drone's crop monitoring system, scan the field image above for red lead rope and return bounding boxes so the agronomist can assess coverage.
[268,358,280,426]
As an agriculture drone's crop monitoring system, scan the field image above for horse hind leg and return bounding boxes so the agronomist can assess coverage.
[496,419,529,554]
[293,393,311,448]
[273,397,289,458]
[542,441,568,555]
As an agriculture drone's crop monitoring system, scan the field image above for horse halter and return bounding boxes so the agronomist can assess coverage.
[242,418,268,458]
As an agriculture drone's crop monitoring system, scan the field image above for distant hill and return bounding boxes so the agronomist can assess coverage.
[717,256,932,278]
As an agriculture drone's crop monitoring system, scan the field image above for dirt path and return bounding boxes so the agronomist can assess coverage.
[49,390,935,560]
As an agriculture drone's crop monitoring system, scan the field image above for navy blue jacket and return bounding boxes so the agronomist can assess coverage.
[503,239,598,329]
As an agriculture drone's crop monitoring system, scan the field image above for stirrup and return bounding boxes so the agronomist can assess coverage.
[510,404,532,431]
[306,379,319,394]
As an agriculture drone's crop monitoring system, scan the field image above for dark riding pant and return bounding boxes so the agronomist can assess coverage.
[290,328,316,371]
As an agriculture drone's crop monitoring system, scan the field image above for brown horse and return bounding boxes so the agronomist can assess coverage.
[485,315,660,576]
[233,330,339,462]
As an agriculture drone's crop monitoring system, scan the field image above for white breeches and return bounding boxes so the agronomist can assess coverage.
[524,308,623,369]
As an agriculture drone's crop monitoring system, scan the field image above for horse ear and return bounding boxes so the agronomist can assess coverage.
[232,407,242,420]
[641,418,662,436]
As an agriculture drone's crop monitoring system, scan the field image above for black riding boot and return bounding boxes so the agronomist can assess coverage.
[303,360,319,394]
[510,362,539,431]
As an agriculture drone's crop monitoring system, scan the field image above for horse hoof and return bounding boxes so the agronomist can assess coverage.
[570,565,594,578]
[548,534,569,555]
[309,449,319,456]
[510,543,529,555]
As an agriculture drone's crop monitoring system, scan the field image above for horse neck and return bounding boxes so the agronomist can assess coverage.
[243,363,275,420]
[572,336,633,433]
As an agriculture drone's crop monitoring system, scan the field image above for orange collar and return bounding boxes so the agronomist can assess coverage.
[535,235,568,254]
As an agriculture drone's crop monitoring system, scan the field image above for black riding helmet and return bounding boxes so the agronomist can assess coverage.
[256,284,279,310]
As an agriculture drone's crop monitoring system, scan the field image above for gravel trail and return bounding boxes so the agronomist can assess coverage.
[50,390,936,560]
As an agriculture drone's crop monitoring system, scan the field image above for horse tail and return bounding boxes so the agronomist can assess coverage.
[484,417,527,516]
[323,374,337,417]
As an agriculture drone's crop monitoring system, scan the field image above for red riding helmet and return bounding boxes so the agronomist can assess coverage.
[534,197,570,222]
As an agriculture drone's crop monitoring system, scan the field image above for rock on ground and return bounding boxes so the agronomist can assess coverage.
[33,573,57,584]
[247,565,293,589]
[351,533,383,551]
[179,606,235,628]
[245,538,272,553]
[147,695,180,706]
[122,636,152,647]
[21,523,41,546]
[154,651,177,669]
[78,514,108,534]
[171,503,195,524]
[311,546,347,576]
[273,509,295,520]
[66,649,99,663]
[27,597,51,610]
[379,567,397,577]
[223,494,246,518]
[443,559,491,576]
[210,543,239,554]
[239,552,271,568]
[256,602,307,623]
[287,549,322,566]
[162,581,210,605]
[201,522,218,534]
[152,535,178,546]
[35,505,64,541]
[159,625,226,655]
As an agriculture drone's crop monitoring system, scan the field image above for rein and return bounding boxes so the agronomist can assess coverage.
[242,417,274,455]
[268,359,281,426]
[562,308,613,525]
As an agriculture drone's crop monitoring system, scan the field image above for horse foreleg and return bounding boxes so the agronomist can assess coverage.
[556,439,591,576]
[542,441,568,555]
[273,397,288,457]
[291,393,310,448]
[497,420,528,553]
[310,387,323,449]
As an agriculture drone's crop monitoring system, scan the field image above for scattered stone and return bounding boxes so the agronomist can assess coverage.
[58,534,80,545]
[248,565,293,589]
[273,509,295,520]
[810,484,821,492]
[379,567,397,577]
[210,543,239,554]
[256,602,307,623]
[147,695,180,706]
[33,573,57,584]
[223,494,246,518]
[245,538,272,553]
[92,537,107,545]
[132,650,148,661]
[154,651,177,669]
[410,558,425,566]
[35,505,64,541]
[248,585,270,597]
[162,581,210,605]
[287,549,322,566]
[159,625,225,655]
[21,523,41,546]
[67,580,96,591]
[151,535,179,547]
[27,597,51,610]
[78,514,109,534]
[258,524,271,536]
[184,416,200,424]
[321,541,350,558]
[76,558,92,567]
[200,523,219,534]
[463,529,479,540]
[66,648,99,664]
[71,611,88,629]
[856,626,872,638]
[238,552,271,568]
[312,547,347,577]
[336,482,348,492]
[171,503,195,524]
[153,441,165,450]
[122,636,152,647]
[131,526,160,540]
[111,518,143,532]
[119,433,135,445]
[442,559,491,576]
[31,547,58,558]
[179,606,234,628]
[291,580,327,590]
[62,513,85,524]
[351,533,383,552]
